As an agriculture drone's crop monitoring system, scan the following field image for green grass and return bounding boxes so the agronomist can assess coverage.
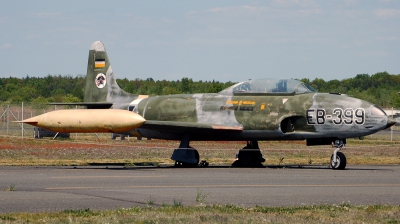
[0,204,399,223]
[3,184,16,191]
[195,189,209,203]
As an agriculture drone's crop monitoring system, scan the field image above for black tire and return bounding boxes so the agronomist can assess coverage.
[193,150,200,164]
[174,149,200,167]
[238,152,252,166]
[238,150,262,167]
[330,151,347,170]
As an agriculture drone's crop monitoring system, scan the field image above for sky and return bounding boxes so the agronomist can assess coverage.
[1,0,400,82]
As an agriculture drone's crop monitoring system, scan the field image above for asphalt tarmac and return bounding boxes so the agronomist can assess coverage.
[0,165,399,213]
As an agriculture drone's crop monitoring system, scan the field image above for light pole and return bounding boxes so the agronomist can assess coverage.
[389,97,394,142]
[391,92,400,142]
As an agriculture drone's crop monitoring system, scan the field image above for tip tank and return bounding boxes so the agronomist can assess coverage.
[18,109,146,133]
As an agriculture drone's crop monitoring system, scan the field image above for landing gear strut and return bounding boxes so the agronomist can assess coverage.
[330,140,347,170]
[232,141,265,167]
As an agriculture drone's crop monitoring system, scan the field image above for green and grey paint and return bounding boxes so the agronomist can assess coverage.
[84,41,394,143]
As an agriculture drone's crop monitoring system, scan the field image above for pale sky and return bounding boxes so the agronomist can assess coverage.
[1,0,399,82]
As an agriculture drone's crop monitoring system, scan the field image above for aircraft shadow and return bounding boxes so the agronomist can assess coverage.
[66,163,394,171]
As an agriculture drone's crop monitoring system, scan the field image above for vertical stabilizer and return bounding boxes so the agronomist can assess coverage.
[84,41,137,109]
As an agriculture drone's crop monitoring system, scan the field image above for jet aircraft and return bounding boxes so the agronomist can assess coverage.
[21,41,396,170]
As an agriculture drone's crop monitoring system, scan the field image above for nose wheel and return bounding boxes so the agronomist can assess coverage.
[330,140,347,170]
[330,151,347,170]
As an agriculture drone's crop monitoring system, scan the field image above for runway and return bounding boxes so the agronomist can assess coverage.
[1,165,399,213]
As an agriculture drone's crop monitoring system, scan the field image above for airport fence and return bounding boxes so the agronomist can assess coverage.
[1,103,48,137]
[0,103,399,141]
[0,103,113,140]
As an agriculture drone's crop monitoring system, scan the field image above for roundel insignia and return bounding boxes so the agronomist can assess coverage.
[95,73,106,89]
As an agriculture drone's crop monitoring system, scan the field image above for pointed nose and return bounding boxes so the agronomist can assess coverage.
[385,116,397,129]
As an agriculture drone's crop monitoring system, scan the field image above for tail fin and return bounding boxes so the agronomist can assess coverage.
[84,41,138,109]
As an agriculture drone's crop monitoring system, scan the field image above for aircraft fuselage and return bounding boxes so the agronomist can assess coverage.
[133,92,389,141]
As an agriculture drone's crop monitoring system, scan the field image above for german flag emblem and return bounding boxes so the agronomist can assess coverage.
[95,59,105,68]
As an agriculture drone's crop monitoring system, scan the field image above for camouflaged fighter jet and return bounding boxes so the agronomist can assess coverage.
[58,41,396,169]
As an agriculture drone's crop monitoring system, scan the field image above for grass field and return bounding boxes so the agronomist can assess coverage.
[1,203,399,223]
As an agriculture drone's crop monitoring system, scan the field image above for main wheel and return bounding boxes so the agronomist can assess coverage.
[174,149,199,167]
[237,150,263,167]
[330,151,347,170]
[237,150,249,166]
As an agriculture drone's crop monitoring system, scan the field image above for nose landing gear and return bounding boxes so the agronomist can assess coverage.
[330,140,347,170]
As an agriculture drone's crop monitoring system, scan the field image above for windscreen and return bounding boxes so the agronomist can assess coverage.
[219,79,317,95]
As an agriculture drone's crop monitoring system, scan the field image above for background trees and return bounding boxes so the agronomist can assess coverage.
[1,72,399,108]
[300,72,400,108]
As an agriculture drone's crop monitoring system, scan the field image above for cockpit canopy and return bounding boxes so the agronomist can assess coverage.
[219,78,317,95]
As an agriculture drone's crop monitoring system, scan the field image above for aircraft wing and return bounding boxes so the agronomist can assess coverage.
[49,102,113,109]
[140,120,243,132]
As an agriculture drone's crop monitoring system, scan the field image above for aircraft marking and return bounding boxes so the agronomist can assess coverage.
[95,73,106,89]
[242,101,255,105]
[239,106,253,111]
[220,106,238,111]
[226,100,239,104]
[94,59,105,68]
[306,108,366,125]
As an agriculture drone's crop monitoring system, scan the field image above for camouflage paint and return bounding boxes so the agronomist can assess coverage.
[84,41,394,142]
[85,41,137,109]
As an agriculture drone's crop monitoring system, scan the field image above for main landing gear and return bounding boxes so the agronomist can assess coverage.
[171,147,200,167]
[170,136,265,168]
[232,141,266,167]
[330,139,347,170]
[171,135,204,167]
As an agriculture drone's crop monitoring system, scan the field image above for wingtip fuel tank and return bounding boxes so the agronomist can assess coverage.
[18,109,146,133]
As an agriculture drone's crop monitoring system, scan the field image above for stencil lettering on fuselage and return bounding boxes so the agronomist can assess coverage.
[307,93,367,135]
[306,108,365,125]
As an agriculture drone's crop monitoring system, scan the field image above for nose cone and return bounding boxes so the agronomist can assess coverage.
[385,116,397,129]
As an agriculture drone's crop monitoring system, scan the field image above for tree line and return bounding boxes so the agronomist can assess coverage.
[0,71,399,108]
[300,71,400,108]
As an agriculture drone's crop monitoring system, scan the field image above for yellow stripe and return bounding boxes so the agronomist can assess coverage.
[95,62,105,68]
[226,100,239,104]
[243,101,255,105]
